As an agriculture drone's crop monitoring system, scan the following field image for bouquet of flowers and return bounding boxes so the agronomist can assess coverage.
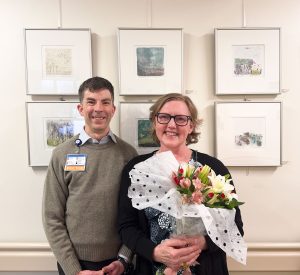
[171,162,244,240]
[173,162,244,209]
[128,151,247,265]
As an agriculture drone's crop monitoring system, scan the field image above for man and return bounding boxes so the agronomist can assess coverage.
[42,77,137,275]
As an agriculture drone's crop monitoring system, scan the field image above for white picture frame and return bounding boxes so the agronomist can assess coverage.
[120,102,159,154]
[26,102,84,166]
[215,28,280,95]
[215,102,282,166]
[25,28,92,95]
[118,28,183,95]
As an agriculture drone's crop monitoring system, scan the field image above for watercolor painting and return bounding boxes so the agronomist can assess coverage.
[233,44,264,76]
[137,119,158,147]
[45,118,82,147]
[43,46,73,76]
[235,132,263,147]
[233,116,265,149]
[136,47,164,76]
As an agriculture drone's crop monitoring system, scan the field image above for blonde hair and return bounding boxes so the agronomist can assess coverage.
[149,93,203,145]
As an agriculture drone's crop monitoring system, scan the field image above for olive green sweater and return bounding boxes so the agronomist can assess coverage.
[42,135,137,275]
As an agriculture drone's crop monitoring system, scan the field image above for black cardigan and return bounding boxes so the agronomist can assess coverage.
[118,150,244,275]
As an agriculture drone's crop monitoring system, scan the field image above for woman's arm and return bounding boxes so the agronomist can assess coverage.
[118,159,157,261]
[118,157,203,268]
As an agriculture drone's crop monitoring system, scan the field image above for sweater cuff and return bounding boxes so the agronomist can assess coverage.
[118,244,133,263]
[59,259,82,275]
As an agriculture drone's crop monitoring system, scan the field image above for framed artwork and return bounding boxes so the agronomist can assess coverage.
[215,28,280,95]
[120,102,159,153]
[25,28,92,95]
[26,102,84,166]
[215,102,282,166]
[118,28,183,95]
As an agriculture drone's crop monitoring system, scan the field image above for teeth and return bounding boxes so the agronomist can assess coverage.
[165,132,177,136]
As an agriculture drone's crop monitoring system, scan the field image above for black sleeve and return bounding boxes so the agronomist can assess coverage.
[118,157,157,262]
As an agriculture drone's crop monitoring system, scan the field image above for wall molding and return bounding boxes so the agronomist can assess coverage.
[0,242,299,271]
[0,243,56,271]
[228,242,300,271]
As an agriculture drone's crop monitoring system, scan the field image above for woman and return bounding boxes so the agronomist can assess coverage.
[118,93,244,275]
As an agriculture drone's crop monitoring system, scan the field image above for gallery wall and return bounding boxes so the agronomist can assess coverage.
[0,0,299,273]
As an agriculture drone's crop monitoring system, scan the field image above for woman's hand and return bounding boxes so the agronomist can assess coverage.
[184,235,207,251]
[153,237,202,270]
[181,235,207,266]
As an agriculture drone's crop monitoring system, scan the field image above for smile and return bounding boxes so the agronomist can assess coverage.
[92,115,106,120]
[164,131,178,136]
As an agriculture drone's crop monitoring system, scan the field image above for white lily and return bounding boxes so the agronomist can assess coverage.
[208,170,234,195]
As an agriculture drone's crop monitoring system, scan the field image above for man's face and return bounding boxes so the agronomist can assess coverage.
[77,89,115,139]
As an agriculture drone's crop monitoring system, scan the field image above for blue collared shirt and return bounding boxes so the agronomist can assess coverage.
[78,128,117,145]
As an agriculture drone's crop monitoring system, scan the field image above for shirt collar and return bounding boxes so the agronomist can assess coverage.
[78,127,117,145]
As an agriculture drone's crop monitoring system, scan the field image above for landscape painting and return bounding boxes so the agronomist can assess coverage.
[233,44,264,77]
[136,47,164,76]
[233,116,265,149]
[137,119,159,147]
[43,46,73,77]
[44,118,83,148]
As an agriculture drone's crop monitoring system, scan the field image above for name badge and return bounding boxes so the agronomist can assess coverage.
[64,154,87,171]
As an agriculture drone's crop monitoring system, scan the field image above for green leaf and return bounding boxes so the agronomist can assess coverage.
[225,198,245,209]
[176,187,191,196]
[224,173,231,180]
[204,198,245,209]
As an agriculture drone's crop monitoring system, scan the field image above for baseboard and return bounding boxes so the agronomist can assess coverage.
[228,242,300,271]
[0,242,299,271]
[0,243,56,271]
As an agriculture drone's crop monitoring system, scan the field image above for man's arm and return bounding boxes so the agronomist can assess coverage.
[42,155,82,275]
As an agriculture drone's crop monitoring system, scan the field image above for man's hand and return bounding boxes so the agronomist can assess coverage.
[99,260,125,275]
[76,260,124,275]
[77,271,101,275]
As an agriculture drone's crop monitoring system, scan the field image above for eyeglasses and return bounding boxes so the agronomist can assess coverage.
[156,113,191,126]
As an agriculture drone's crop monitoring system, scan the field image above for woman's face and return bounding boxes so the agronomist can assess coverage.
[154,100,194,151]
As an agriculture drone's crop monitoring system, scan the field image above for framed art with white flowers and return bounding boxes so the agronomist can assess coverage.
[25,28,92,95]
[26,101,84,166]
[118,28,183,95]
[119,102,159,154]
[215,101,282,166]
[215,28,280,95]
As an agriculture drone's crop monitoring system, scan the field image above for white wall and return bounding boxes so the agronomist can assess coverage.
[0,0,299,272]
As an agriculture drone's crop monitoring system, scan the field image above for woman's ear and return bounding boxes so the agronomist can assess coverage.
[188,121,194,134]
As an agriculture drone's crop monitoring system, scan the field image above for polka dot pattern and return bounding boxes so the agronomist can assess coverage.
[127,151,247,265]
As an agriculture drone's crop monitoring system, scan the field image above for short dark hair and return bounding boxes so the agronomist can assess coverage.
[78,76,114,103]
[149,93,203,145]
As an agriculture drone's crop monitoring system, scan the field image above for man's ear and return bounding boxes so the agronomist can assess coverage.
[77,103,83,116]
